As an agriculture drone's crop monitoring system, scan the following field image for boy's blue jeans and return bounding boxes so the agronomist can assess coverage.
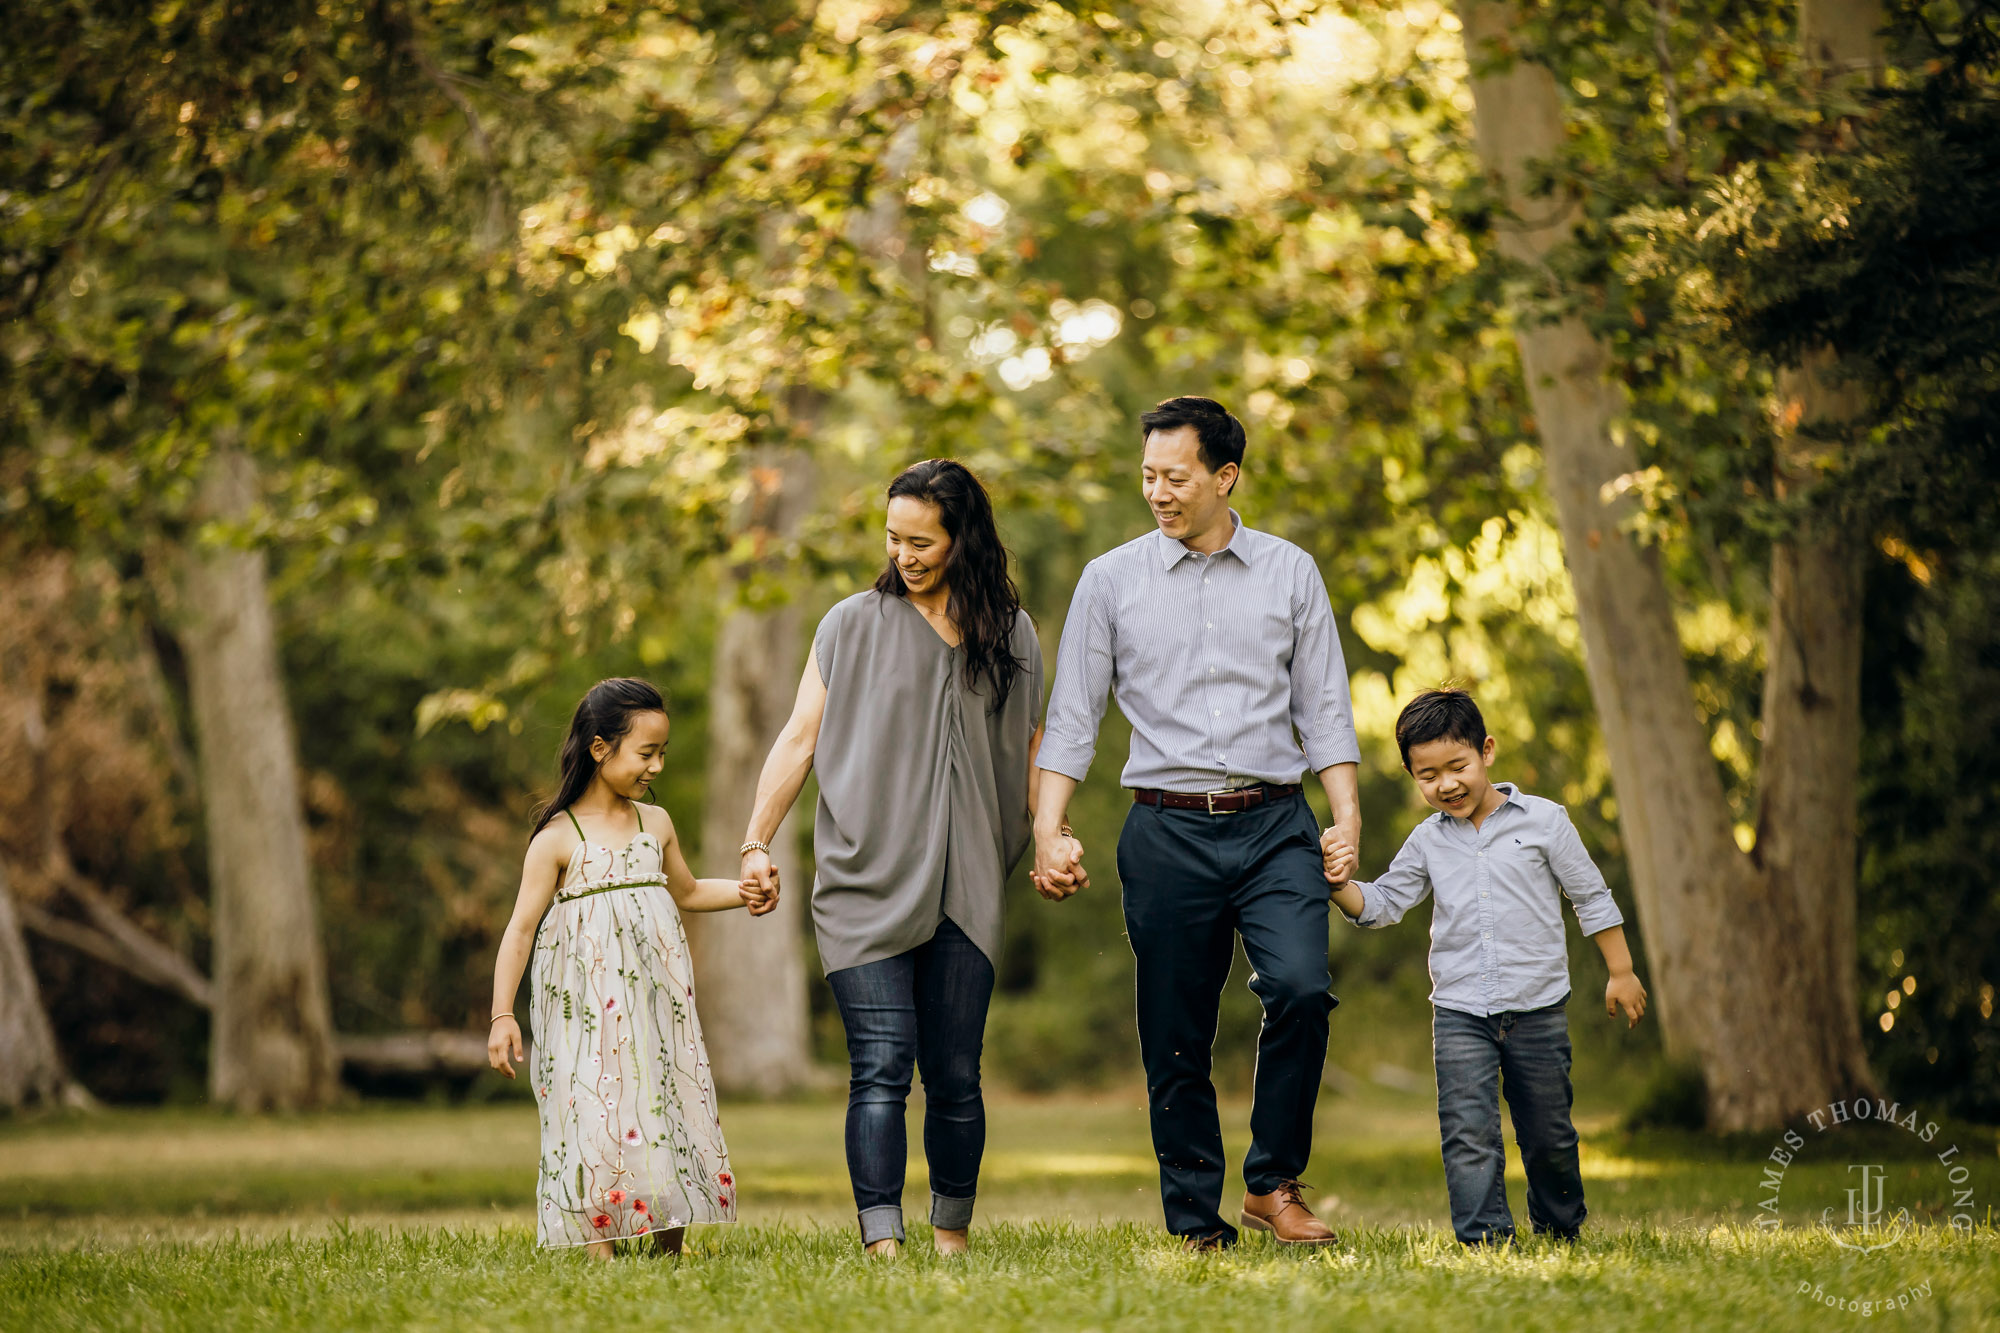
[1432,997,1586,1244]
[826,917,993,1246]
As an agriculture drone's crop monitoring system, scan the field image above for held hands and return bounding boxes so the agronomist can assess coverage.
[488,1016,524,1079]
[1319,826,1358,886]
[1606,969,1648,1028]
[1030,827,1089,901]
[738,848,780,917]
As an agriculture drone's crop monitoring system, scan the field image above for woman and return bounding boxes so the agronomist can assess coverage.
[738,458,1043,1258]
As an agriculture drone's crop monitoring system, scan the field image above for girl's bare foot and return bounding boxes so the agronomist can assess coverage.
[585,1240,615,1262]
[933,1226,968,1256]
[650,1227,687,1257]
[865,1237,901,1259]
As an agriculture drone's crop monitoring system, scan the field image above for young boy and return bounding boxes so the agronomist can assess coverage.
[1322,689,1647,1245]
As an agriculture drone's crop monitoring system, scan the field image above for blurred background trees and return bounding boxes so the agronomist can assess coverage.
[1,0,1993,1128]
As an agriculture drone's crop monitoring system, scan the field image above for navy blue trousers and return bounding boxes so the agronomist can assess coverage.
[1117,792,1337,1241]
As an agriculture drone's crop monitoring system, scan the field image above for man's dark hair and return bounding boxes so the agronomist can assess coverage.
[1140,396,1246,484]
[1394,688,1488,769]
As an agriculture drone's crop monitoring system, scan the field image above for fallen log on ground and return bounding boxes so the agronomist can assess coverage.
[336,1030,524,1081]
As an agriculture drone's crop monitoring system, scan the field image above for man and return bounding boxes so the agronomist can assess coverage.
[1032,395,1361,1251]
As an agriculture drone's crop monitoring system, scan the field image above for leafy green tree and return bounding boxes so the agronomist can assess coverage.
[0,0,904,1105]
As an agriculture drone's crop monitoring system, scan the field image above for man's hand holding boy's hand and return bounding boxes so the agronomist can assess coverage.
[1320,826,1368,920]
[1318,827,1357,885]
[1606,969,1648,1028]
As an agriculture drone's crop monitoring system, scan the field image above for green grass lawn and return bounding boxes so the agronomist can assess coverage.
[2,1089,1995,1330]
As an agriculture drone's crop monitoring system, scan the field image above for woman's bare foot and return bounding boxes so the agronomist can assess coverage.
[585,1240,615,1262]
[865,1237,901,1259]
[650,1227,687,1257]
[933,1227,968,1256]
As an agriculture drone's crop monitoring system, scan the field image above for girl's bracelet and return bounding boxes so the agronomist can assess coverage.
[490,1012,514,1025]
[739,840,770,857]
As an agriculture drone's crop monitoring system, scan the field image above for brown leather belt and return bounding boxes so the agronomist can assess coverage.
[1132,783,1302,814]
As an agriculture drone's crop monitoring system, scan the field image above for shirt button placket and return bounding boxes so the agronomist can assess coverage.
[1194,554,1221,771]
[1477,842,1493,996]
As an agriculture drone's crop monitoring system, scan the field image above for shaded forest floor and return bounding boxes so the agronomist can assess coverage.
[2,1091,1996,1330]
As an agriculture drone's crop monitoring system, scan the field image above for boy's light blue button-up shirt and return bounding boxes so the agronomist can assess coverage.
[1347,783,1624,1016]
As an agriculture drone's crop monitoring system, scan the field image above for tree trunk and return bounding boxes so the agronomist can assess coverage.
[1748,0,1884,1106]
[685,444,820,1096]
[0,857,89,1109]
[684,115,926,1096]
[180,447,339,1111]
[681,115,925,1097]
[1455,1,1874,1128]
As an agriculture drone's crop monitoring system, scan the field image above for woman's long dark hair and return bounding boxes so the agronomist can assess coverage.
[529,678,667,836]
[873,459,1025,708]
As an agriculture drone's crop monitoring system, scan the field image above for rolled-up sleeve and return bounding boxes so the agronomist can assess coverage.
[1036,561,1115,782]
[1289,557,1361,770]
[1349,829,1433,929]
[1547,806,1624,935]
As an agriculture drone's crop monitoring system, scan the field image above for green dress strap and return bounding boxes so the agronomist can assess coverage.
[564,808,586,841]
[630,800,645,834]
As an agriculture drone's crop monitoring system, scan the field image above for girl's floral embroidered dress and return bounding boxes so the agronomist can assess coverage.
[531,806,736,1247]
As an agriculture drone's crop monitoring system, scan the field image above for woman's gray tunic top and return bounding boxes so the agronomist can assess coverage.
[810,591,1043,974]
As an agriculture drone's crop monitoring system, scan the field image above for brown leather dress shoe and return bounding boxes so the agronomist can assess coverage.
[1239,1181,1339,1245]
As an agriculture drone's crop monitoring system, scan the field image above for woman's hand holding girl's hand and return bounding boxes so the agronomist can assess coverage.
[739,873,779,915]
[488,1016,524,1079]
[739,848,780,916]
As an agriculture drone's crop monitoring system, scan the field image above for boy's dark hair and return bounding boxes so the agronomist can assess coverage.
[1139,396,1246,486]
[1395,688,1488,769]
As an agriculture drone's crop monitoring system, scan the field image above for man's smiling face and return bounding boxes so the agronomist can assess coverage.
[1142,425,1235,545]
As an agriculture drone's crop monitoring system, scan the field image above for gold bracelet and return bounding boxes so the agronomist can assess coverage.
[490,1012,514,1024]
[1059,824,1075,838]
[739,839,770,857]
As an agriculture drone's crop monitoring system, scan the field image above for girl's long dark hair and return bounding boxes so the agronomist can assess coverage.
[529,678,667,836]
[873,459,1025,707]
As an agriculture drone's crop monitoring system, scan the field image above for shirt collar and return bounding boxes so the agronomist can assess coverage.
[1155,510,1251,570]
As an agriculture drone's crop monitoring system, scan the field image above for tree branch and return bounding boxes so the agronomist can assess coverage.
[1653,0,1688,188]
[16,892,213,1011]
[404,30,495,164]
[677,4,823,209]
[401,20,511,248]
[57,871,215,1009]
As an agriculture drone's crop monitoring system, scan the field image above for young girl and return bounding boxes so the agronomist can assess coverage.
[487,678,769,1259]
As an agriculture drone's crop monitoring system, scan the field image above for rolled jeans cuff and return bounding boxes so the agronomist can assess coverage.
[858,1205,905,1245]
[929,1192,975,1230]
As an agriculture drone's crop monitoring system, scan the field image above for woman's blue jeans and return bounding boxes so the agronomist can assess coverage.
[826,916,994,1245]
